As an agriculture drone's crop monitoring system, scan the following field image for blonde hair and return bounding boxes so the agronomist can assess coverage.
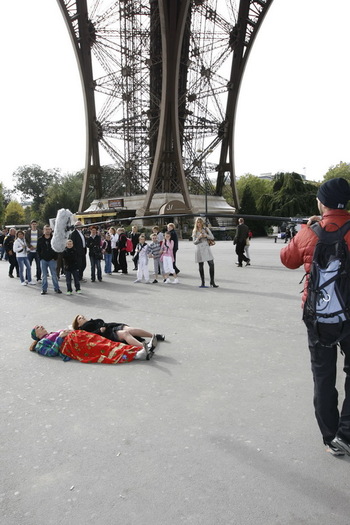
[192,217,205,236]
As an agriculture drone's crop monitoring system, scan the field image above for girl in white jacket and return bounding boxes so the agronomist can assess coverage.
[134,234,152,283]
[13,231,36,286]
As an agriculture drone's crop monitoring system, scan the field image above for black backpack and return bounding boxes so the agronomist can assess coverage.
[302,221,350,346]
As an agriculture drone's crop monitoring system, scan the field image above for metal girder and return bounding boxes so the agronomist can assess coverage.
[215,0,274,209]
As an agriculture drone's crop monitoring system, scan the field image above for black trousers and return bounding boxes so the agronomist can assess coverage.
[235,241,249,265]
[8,253,19,276]
[307,323,350,444]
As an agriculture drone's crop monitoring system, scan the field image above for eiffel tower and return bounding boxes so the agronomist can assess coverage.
[57,0,273,218]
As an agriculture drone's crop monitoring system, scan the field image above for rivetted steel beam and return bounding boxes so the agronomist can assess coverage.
[216,0,274,210]
[56,0,102,212]
[139,0,194,216]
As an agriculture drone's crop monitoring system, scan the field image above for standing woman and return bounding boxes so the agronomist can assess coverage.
[192,217,218,288]
[13,230,36,286]
[109,227,119,273]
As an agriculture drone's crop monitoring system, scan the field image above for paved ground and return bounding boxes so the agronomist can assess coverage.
[1,238,350,525]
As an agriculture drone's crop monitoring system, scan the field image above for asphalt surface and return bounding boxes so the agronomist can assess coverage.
[1,238,350,525]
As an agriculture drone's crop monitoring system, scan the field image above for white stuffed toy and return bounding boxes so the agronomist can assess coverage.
[52,208,75,253]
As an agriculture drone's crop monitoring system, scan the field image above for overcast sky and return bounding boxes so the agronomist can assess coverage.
[0,0,349,190]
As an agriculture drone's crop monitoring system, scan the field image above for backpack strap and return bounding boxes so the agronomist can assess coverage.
[311,220,350,240]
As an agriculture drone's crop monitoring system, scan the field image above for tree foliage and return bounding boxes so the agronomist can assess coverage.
[237,174,273,206]
[239,185,266,236]
[40,173,83,222]
[4,201,25,225]
[323,161,350,183]
[259,172,318,218]
[0,183,5,225]
[13,165,61,211]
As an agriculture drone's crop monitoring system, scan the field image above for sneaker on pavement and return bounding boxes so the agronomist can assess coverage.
[76,289,82,294]
[325,442,345,456]
[331,435,350,456]
[147,334,158,353]
[66,291,73,295]
[21,282,27,286]
[41,291,47,295]
[27,281,36,285]
[172,278,179,284]
[156,334,165,341]
[142,342,154,360]
[55,289,62,294]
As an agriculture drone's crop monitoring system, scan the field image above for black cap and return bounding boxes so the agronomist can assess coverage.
[317,178,350,209]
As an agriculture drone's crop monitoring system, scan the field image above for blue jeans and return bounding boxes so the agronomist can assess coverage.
[40,259,60,292]
[28,251,41,280]
[89,255,102,281]
[104,253,112,274]
[18,257,32,283]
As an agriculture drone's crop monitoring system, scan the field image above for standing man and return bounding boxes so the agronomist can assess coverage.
[69,221,87,282]
[234,218,250,267]
[86,226,103,282]
[37,225,62,295]
[25,220,42,281]
[281,178,350,456]
[167,223,180,274]
[0,228,8,260]
[4,228,19,278]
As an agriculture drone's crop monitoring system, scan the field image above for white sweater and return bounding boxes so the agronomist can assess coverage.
[13,238,28,257]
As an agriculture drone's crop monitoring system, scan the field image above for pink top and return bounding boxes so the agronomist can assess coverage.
[160,239,174,261]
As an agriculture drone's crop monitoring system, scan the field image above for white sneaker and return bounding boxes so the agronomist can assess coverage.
[134,279,141,283]
[21,281,27,286]
[172,278,179,284]
[27,281,36,285]
[164,278,171,284]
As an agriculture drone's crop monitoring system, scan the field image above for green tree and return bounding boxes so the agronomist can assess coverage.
[259,172,318,218]
[40,172,83,222]
[237,174,273,205]
[4,200,25,225]
[13,165,61,211]
[323,161,350,183]
[0,183,5,225]
[239,185,266,236]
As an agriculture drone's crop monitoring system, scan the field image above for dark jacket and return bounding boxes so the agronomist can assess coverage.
[69,229,87,255]
[25,228,42,249]
[37,234,58,261]
[4,234,15,254]
[79,318,125,342]
[118,232,127,251]
[86,235,102,258]
[235,223,249,244]
[62,247,79,271]
[169,229,178,252]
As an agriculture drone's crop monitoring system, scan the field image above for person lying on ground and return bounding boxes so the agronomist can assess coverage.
[72,314,165,351]
[29,325,155,363]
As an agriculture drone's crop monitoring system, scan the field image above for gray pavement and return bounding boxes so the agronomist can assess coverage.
[1,238,350,525]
